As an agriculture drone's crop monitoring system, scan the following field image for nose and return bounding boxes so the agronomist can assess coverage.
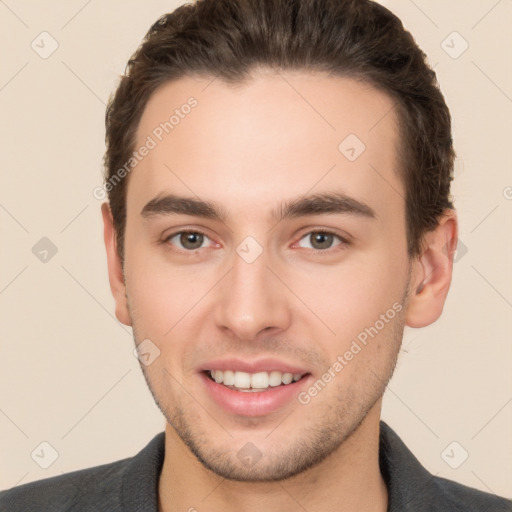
[213,249,292,341]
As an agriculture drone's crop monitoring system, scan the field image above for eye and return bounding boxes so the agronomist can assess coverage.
[165,231,213,250]
[296,231,345,251]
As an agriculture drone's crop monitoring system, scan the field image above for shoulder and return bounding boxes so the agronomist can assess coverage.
[379,421,512,511]
[0,432,165,512]
[0,457,130,512]
[429,474,512,511]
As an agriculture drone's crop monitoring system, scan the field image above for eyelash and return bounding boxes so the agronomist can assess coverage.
[294,229,350,254]
[162,230,216,251]
[162,229,350,254]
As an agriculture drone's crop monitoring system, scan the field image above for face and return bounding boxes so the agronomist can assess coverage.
[117,71,414,481]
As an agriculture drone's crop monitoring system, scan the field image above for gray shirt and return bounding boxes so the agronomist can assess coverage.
[1,421,510,511]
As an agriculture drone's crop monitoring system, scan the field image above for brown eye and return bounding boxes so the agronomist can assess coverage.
[310,232,334,249]
[180,232,204,249]
[297,231,343,251]
[167,231,208,250]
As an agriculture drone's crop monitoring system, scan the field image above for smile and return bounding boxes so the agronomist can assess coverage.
[207,370,305,391]
[201,368,312,416]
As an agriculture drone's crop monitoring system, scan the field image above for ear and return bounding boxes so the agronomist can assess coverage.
[101,202,132,326]
[405,209,458,328]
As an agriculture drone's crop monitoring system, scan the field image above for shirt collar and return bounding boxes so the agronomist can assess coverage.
[379,420,441,511]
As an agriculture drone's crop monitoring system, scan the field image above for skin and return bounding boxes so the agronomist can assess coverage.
[102,70,457,512]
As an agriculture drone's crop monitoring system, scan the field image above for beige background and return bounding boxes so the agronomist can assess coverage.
[1,0,511,500]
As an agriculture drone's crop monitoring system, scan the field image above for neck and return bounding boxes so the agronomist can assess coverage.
[158,404,388,512]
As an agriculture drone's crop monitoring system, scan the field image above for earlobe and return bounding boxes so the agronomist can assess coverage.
[405,209,458,328]
[101,203,132,326]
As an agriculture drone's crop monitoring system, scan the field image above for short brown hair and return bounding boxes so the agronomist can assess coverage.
[104,0,455,263]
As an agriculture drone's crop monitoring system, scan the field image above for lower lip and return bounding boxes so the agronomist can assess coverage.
[200,372,311,417]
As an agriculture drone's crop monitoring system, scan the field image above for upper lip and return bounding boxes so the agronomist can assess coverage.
[199,357,310,375]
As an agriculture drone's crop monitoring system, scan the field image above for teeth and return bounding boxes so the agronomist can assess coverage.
[235,371,251,388]
[208,369,305,390]
[282,372,293,385]
[251,372,269,389]
[223,370,235,386]
[269,371,282,387]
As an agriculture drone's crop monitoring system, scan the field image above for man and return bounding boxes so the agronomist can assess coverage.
[1,0,510,510]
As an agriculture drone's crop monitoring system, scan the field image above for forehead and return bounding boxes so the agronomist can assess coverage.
[128,71,403,221]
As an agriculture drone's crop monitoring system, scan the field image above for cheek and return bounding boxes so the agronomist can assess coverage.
[126,268,196,379]
[126,271,192,338]
[124,224,187,327]
[123,245,179,337]
[123,243,220,353]
[287,248,408,339]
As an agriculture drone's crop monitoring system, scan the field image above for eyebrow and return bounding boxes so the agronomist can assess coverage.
[140,191,376,222]
[141,195,226,221]
[276,192,376,220]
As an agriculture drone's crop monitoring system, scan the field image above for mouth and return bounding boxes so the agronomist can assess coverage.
[199,365,312,417]
[204,369,308,392]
